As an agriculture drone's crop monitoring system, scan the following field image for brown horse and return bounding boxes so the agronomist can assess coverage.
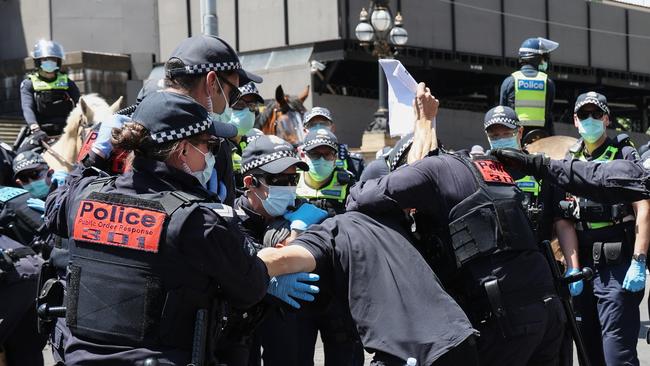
[257,85,309,146]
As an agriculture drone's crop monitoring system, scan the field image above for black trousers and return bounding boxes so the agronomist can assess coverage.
[476,296,566,366]
[0,280,47,366]
[370,335,479,366]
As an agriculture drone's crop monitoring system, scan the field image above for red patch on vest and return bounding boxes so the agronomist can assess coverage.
[72,200,166,253]
[77,131,98,162]
[473,160,515,184]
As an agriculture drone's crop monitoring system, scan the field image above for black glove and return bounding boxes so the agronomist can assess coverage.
[491,148,549,178]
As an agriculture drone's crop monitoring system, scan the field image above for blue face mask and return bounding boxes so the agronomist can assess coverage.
[307,124,331,133]
[185,144,216,186]
[489,136,520,150]
[578,117,605,143]
[230,109,255,136]
[23,178,50,199]
[307,157,335,182]
[40,60,59,73]
[256,185,297,217]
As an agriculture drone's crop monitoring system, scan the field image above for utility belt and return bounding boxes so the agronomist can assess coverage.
[577,221,635,267]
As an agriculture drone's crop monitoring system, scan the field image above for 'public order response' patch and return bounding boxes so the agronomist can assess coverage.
[474,160,515,185]
[72,200,166,252]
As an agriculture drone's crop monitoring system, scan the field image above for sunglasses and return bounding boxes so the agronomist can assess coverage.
[16,168,47,182]
[233,100,259,113]
[258,173,300,187]
[307,150,337,161]
[195,137,223,154]
[218,77,242,107]
[576,109,605,120]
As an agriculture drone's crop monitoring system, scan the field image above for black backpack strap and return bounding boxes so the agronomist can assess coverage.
[159,191,204,216]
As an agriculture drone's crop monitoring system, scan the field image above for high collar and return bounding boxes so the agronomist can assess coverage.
[583,136,613,160]
[115,155,218,200]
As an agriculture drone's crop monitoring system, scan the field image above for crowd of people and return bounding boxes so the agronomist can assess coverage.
[1,34,650,366]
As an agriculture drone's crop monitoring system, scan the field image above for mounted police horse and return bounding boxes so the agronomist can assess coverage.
[39,94,122,171]
[257,85,309,146]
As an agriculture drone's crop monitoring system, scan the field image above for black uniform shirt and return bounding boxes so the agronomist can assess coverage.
[293,211,475,364]
[347,153,554,298]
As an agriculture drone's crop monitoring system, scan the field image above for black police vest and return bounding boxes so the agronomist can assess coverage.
[28,73,74,118]
[448,155,538,268]
[65,177,221,350]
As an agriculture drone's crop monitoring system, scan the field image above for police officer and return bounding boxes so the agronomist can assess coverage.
[500,37,558,137]
[297,128,351,216]
[0,152,50,248]
[43,91,318,365]
[303,107,365,180]
[0,234,46,366]
[347,82,566,365]
[483,106,577,365]
[234,135,330,366]
[20,40,80,137]
[551,92,648,366]
[228,82,265,193]
[256,204,479,365]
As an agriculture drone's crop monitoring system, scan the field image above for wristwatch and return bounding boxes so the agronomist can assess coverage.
[633,253,647,263]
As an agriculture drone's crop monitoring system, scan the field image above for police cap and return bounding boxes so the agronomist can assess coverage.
[13,151,47,177]
[241,135,308,175]
[303,128,338,152]
[304,107,333,125]
[484,106,520,130]
[574,91,610,115]
[239,82,264,104]
[131,91,237,143]
[166,35,262,85]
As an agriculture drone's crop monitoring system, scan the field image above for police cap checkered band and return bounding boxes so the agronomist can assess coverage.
[150,118,212,143]
[240,82,260,96]
[303,128,338,152]
[484,106,520,130]
[304,137,338,151]
[13,151,47,174]
[241,150,297,173]
[389,136,414,171]
[574,92,609,114]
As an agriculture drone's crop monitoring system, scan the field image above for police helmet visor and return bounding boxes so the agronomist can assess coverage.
[33,40,65,60]
[520,37,558,56]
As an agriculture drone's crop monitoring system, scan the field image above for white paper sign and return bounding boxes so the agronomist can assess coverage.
[379,59,418,137]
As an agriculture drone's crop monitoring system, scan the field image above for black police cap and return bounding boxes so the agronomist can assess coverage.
[242,135,308,175]
[574,91,610,115]
[13,150,47,177]
[303,128,338,152]
[166,35,262,85]
[131,91,236,143]
[484,106,520,130]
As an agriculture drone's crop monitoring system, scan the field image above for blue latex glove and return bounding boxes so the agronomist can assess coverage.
[283,203,328,231]
[565,268,584,297]
[51,171,69,187]
[93,114,130,157]
[622,259,646,292]
[207,168,227,202]
[26,198,45,213]
[267,272,320,309]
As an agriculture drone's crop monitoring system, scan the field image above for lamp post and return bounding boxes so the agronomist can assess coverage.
[355,1,408,133]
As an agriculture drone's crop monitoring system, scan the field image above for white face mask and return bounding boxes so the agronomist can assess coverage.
[208,78,233,123]
[182,143,216,186]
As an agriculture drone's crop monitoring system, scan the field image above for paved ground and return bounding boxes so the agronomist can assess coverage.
[43,276,650,365]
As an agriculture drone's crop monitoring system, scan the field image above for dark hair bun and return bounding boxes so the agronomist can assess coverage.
[111,122,151,152]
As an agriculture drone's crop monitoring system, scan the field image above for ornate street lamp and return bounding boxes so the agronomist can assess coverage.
[355,1,408,133]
